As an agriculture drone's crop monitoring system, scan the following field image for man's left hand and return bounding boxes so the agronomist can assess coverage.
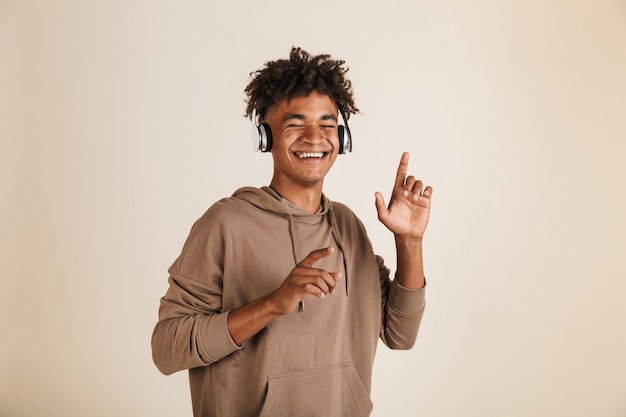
[375,152,433,240]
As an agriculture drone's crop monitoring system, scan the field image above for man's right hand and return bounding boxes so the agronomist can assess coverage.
[270,247,343,315]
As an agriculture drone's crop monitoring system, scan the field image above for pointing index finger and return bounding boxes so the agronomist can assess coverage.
[395,152,410,187]
[298,247,335,268]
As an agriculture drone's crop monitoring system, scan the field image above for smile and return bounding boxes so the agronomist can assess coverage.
[294,152,327,159]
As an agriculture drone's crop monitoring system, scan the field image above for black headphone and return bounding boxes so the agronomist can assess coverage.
[251,108,352,154]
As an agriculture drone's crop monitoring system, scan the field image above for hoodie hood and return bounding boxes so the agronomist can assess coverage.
[231,186,330,218]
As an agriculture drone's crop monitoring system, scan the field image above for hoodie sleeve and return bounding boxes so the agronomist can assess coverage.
[378,255,426,350]
[151,207,243,375]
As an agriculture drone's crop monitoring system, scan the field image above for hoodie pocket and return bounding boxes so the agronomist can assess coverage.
[258,362,373,417]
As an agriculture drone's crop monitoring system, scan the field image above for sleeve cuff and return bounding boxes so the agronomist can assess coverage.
[198,311,244,364]
[388,279,426,315]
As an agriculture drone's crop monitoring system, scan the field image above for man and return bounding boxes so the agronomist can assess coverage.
[152,47,433,417]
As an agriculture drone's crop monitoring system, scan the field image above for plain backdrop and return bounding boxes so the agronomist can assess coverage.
[1,1,625,416]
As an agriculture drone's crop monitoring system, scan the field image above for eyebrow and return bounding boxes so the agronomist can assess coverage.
[282,113,338,123]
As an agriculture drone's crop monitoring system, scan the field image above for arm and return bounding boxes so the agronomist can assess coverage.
[152,214,243,375]
[152,245,342,374]
[375,152,432,349]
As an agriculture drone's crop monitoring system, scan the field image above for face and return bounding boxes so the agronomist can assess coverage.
[265,91,340,191]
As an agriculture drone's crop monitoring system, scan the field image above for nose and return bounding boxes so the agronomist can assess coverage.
[300,124,326,145]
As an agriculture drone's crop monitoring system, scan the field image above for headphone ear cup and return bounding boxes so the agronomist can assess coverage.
[259,123,273,152]
[251,109,273,152]
[338,125,352,154]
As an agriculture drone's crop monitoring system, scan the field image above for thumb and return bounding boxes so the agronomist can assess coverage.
[374,192,389,221]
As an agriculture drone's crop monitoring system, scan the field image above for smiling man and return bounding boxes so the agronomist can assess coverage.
[151,47,433,417]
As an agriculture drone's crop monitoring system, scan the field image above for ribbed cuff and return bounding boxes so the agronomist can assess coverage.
[198,311,244,364]
[388,279,426,315]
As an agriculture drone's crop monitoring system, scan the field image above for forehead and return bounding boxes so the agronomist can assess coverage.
[269,91,338,119]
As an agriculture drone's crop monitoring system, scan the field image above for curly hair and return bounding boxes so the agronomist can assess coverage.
[244,47,359,121]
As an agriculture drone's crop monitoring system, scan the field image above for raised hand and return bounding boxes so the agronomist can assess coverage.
[375,152,433,240]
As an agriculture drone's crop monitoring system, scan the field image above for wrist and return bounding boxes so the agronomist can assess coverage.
[395,234,424,247]
[265,290,295,317]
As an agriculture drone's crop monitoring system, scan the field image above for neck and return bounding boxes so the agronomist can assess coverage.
[269,180,323,214]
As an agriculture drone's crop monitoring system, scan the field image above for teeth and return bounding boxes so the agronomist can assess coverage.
[297,152,324,159]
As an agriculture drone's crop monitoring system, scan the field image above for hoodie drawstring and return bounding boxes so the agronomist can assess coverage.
[286,214,306,312]
[286,213,299,266]
[328,207,349,297]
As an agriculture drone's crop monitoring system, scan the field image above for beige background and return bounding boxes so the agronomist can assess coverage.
[2,1,625,416]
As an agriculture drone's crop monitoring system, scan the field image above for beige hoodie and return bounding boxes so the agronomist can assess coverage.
[152,186,425,417]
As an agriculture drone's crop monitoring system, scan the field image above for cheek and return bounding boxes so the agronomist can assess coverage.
[328,148,339,165]
[274,133,297,151]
